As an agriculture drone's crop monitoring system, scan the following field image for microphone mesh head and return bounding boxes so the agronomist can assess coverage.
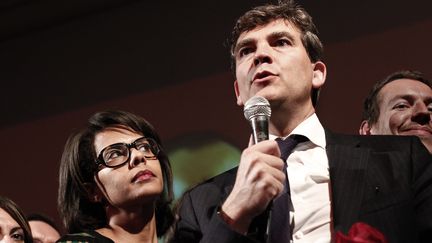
[243,96,271,121]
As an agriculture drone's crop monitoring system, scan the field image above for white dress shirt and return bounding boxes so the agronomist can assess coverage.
[270,114,332,243]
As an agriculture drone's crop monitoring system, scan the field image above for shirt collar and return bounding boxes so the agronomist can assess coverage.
[269,113,326,148]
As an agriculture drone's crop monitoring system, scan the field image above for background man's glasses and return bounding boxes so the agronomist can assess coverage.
[96,137,160,168]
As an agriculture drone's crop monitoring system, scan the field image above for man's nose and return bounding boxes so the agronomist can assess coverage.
[412,102,431,125]
[253,45,272,66]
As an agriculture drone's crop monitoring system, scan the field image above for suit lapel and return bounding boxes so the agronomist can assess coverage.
[325,131,370,233]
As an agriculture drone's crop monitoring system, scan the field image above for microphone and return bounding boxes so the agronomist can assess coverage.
[243,96,271,144]
[244,96,273,242]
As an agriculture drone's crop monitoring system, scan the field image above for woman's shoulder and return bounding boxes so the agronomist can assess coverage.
[56,230,114,243]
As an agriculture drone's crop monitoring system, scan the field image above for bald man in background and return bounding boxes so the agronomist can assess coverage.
[360,70,432,153]
[27,213,61,243]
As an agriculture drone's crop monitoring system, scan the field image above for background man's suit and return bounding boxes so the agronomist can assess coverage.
[170,131,432,243]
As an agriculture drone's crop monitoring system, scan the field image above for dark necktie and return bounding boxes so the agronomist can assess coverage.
[268,135,306,243]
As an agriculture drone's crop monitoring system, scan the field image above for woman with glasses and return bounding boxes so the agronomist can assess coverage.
[57,110,174,243]
[0,196,33,243]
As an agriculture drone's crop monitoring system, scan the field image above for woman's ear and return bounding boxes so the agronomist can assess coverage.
[84,183,103,203]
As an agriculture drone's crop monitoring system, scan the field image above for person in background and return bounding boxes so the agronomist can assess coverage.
[57,110,174,243]
[0,196,33,243]
[27,213,61,243]
[169,1,432,242]
[360,70,432,153]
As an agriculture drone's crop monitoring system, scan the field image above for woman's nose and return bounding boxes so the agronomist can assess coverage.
[129,148,147,168]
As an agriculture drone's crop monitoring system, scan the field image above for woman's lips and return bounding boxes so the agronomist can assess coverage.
[132,170,155,183]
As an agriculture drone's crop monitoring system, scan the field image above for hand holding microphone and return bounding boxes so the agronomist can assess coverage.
[220,96,285,236]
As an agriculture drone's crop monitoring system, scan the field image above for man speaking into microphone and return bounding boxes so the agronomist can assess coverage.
[169,1,432,242]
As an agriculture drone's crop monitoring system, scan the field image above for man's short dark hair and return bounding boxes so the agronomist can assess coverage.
[229,0,324,106]
[362,70,432,124]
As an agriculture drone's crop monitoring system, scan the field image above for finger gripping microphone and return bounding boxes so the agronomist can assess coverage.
[243,96,271,144]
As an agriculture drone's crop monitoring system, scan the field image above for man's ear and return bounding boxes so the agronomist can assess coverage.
[84,182,103,203]
[311,61,326,89]
[359,120,372,135]
[234,80,244,106]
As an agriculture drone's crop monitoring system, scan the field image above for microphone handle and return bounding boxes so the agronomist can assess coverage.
[250,115,272,242]
[250,115,269,144]
[265,202,273,243]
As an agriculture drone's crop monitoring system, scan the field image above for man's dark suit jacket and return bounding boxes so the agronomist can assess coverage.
[169,131,432,243]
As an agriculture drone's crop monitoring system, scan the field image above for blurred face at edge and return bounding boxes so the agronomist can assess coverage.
[364,79,432,152]
[29,220,60,243]
[0,208,25,243]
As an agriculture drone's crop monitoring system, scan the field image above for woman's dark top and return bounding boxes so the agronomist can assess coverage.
[56,230,114,243]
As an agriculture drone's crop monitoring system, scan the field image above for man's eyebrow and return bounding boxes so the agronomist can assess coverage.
[268,31,296,42]
[234,30,297,55]
[234,38,255,56]
[388,94,432,104]
[388,94,413,104]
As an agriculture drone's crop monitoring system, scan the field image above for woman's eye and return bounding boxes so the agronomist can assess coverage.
[110,152,120,158]
[137,143,151,152]
[106,149,123,160]
[11,232,24,241]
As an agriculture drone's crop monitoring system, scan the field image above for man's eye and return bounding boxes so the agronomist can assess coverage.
[275,39,290,46]
[239,47,253,57]
[393,103,409,110]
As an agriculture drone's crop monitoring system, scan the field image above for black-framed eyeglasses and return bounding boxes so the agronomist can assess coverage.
[96,137,160,168]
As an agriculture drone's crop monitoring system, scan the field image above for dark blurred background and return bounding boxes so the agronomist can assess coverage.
[0,0,431,231]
